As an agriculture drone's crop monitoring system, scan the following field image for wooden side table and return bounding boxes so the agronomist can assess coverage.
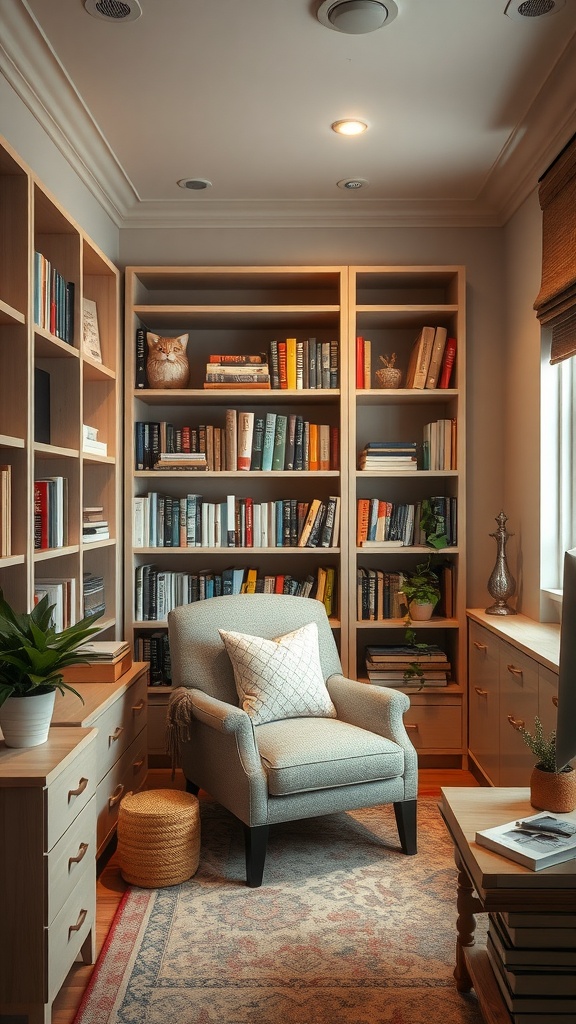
[440,787,576,1024]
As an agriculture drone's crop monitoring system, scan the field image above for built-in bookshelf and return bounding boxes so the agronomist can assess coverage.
[125,264,466,767]
[0,134,122,634]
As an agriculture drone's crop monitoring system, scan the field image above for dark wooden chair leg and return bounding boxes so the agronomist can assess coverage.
[185,779,200,796]
[244,824,269,887]
[394,799,417,855]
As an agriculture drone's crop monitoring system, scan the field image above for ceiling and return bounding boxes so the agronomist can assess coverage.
[2,0,576,228]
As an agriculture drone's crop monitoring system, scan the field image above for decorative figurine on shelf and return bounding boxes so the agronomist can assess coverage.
[486,510,517,615]
[146,332,190,389]
[375,353,402,389]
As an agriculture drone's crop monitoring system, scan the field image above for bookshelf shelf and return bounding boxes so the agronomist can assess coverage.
[0,133,122,637]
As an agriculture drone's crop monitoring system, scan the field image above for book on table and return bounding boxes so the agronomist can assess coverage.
[475,811,576,870]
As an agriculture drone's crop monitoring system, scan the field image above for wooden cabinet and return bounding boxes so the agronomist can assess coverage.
[0,133,121,634]
[52,663,149,853]
[124,264,467,765]
[467,611,561,786]
[0,727,98,1024]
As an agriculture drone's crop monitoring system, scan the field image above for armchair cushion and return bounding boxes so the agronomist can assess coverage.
[219,621,337,726]
[256,717,405,796]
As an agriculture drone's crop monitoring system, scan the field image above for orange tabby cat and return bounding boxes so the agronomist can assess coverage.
[146,332,190,389]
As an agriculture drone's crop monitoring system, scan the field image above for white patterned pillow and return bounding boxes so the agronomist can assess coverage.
[218,621,337,726]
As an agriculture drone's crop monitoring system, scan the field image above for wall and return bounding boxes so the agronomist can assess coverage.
[0,75,120,261]
[120,225,508,608]
[503,190,543,619]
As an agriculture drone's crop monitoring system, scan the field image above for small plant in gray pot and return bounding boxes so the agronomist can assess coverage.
[0,589,102,748]
[512,715,576,813]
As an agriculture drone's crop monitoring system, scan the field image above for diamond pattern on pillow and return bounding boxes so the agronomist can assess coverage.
[218,621,337,726]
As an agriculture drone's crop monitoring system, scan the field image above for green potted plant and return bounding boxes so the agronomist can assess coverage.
[512,716,576,813]
[399,558,441,621]
[419,498,448,549]
[0,588,102,748]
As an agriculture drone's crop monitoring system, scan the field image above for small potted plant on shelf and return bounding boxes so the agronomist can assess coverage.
[0,589,102,749]
[399,558,441,622]
[511,715,576,813]
[419,498,449,549]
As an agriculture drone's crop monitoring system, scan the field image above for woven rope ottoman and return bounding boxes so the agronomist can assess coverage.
[117,789,200,887]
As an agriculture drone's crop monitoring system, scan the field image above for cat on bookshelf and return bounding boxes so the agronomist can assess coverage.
[146,332,190,389]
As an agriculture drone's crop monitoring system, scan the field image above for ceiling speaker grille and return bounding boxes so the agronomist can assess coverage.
[504,0,565,18]
[84,0,142,22]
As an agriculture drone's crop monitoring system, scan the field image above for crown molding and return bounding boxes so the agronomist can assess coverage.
[2,0,575,231]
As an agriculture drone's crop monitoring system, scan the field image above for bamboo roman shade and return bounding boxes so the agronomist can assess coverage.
[533,133,576,365]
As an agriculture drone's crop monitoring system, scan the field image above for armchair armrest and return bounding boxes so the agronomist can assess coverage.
[326,674,412,749]
[166,687,262,776]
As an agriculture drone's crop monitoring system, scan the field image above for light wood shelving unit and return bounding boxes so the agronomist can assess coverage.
[0,134,122,633]
[124,264,466,768]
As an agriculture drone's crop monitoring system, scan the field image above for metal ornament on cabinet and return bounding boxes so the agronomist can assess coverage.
[486,510,517,615]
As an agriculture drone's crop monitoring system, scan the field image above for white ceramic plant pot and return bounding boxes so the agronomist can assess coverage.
[408,600,435,621]
[0,690,56,747]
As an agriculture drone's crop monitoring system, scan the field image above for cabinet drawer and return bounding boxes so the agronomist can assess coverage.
[499,640,539,787]
[95,728,148,853]
[92,673,148,783]
[404,704,461,750]
[47,796,96,925]
[47,742,97,852]
[48,872,95,1002]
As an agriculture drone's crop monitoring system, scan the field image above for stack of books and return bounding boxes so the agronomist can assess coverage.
[204,353,271,389]
[83,506,110,543]
[358,441,418,471]
[83,571,105,618]
[364,643,450,686]
[82,423,107,457]
[62,640,133,682]
[154,451,208,471]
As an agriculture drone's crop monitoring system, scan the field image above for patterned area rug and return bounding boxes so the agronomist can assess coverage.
[74,799,483,1024]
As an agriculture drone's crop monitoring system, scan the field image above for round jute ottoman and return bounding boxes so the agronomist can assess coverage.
[117,789,200,887]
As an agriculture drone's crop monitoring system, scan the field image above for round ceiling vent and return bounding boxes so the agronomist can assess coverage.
[337,178,369,190]
[504,0,565,19]
[177,178,213,191]
[84,0,142,22]
[317,1,398,34]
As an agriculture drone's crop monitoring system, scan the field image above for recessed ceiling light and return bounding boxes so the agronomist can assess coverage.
[317,0,398,34]
[331,120,368,136]
[177,178,212,191]
[84,0,142,21]
[337,178,369,190]
[504,0,565,18]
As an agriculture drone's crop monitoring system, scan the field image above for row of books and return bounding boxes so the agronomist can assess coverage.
[356,497,458,547]
[135,631,172,686]
[357,565,455,620]
[34,477,68,550]
[422,419,457,472]
[364,643,450,686]
[135,564,337,621]
[405,327,456,389]
[0,464,11,558]
[133,493,341,550]
[358,441,418,472]
[33,251,74,345]
[34,577,77,631]
[354,329,456,390]
[134,412,339,472]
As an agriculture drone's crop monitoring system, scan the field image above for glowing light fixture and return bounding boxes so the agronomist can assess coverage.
[331,119,368,136]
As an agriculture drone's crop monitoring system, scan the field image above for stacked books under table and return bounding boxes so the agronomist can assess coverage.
[365,643,450,686]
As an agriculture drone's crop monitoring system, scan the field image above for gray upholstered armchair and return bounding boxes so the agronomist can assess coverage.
[167,593,418,887]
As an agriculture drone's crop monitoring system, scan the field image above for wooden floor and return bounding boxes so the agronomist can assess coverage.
[52,767,479,1024]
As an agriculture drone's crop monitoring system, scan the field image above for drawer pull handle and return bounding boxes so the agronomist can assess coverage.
[68,842,89,870]
[132,699,145,713]
[109,726,124,744]
[508,715,525,731]
[68,908,88,937]
[133,757,145,770]
[405,723,419,731]
[68,777,89,801]
[507,664,523,677]
[109,783,125,809]
[473,642,487,651]
[553,695,559,707]
[474,687,488,697]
